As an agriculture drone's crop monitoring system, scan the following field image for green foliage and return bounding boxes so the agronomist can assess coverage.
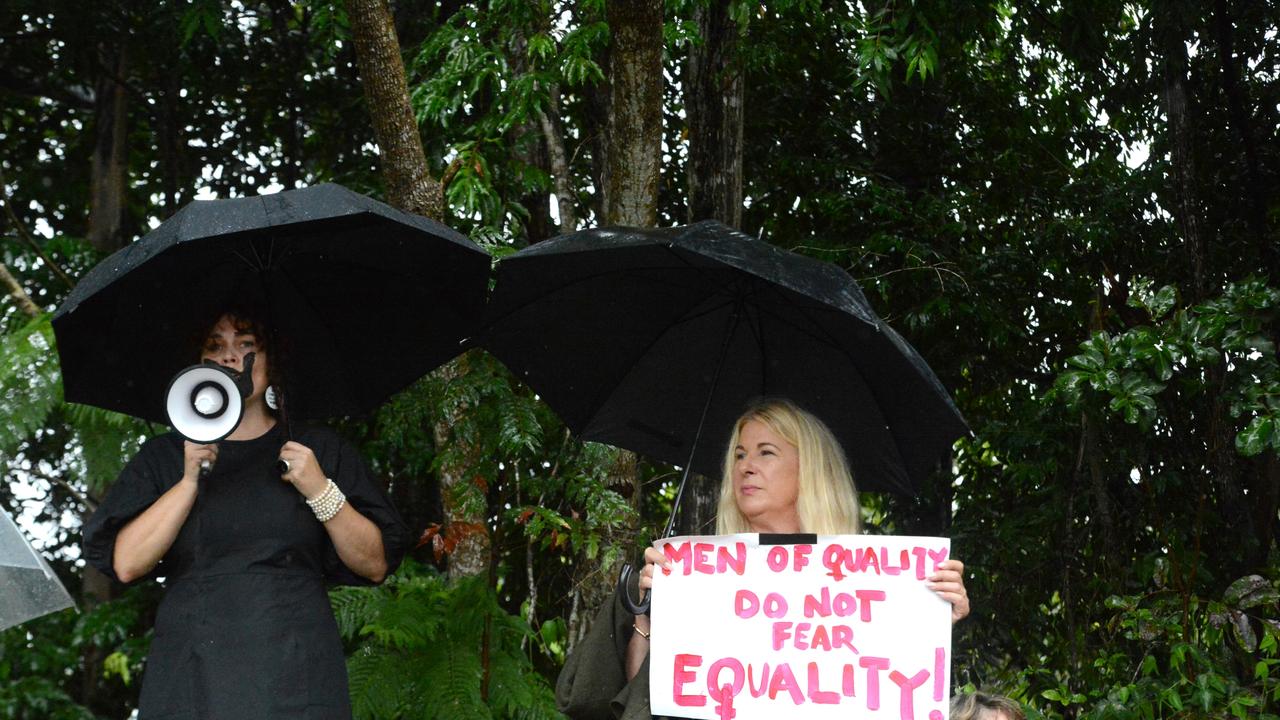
[331,560,562,720]
[1055,575,1280,720]
[1056,279,1280,449]
[0,583,157,719]
[0,315,60,455]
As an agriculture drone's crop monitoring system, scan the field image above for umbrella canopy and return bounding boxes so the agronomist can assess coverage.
[480,220,967,496]
[53,183,489,423]
[0,508,74,631]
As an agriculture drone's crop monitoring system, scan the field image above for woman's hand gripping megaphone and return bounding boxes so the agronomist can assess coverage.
[165,352,258,478]
[184,441,220,482]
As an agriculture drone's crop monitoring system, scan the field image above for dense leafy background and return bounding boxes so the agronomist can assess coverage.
[1,1,1277,718]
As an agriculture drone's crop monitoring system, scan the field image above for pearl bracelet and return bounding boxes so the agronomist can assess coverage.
[306,479,346,522]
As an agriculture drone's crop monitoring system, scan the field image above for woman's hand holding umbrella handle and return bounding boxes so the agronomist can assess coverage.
[926,558,970,624]
[277,441,328,500]
[277,440,388,583]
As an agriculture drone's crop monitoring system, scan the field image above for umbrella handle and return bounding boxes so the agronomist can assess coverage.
[616,562,651,615]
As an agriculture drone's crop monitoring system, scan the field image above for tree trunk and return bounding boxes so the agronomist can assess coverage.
[564,0,666,644]
[343,0,443,219]
[676,0,744,537]
[80,43,134,708]
[601,0,664,226]
[1159,9,1258,579]
[434,355,491,580]
[87,44,129,252]
[1157,11,1206,301]
[78,564,114,710]
[685,0,743,227]
[344,0,487,578]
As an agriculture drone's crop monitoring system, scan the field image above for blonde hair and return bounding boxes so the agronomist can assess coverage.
[950,693,1025,720]
[715,398,861,535]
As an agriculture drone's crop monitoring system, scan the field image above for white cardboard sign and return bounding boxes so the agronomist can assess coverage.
[649,534,952,720]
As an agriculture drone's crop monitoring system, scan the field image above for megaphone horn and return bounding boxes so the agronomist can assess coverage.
[165,353,258,452]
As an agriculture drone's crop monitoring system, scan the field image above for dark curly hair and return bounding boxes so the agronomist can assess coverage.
[190,303,291,412]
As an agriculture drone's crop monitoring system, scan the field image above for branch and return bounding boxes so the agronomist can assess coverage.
[0,171,76,291]
[440,155,464,191]
[0,69,95,109]
[24,468,98,513]
[0,262,40,317]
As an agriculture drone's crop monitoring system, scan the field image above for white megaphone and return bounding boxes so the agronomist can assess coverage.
[165,353,257,475]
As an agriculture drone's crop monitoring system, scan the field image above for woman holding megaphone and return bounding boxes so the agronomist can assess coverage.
[83,306,409,720]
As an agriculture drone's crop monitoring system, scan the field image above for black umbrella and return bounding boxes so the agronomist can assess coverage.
[482,220,967,496]
[53,183,489,423]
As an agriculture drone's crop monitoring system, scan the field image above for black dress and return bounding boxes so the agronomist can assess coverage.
[83,424,410,720]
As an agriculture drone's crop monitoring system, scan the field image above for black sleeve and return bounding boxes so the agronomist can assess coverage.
[320,436,411,586]
[81,436,179,584]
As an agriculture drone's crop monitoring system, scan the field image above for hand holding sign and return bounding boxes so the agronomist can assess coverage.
[650,534,954,720]
[927,559,969,624]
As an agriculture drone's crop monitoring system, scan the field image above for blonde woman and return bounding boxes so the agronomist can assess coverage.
[556,398,971,719]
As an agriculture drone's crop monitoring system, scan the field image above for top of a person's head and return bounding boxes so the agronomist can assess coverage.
[715,398,861,535]
[950,692,1025,720]
[191,303,276,356]
[190,302,289,382]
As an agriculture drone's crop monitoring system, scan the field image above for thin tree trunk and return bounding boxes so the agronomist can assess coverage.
[538,87,577,234]
[87,44,129,252]
[685,0,743,227]
[510,28,554,244]
[1083,410,1116,569]
[159,71,181,216]
[1212,0,1269,258]
[601,0,663,226]
[343,0,443,219]
[674,473,718,536]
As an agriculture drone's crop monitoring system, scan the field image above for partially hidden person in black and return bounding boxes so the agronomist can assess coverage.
[556,398,970,720]
[83,306,410,720]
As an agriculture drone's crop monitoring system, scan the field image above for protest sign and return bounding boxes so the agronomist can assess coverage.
[649,534,952,720]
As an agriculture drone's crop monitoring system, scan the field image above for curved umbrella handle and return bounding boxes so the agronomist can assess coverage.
[617,562,651,615]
